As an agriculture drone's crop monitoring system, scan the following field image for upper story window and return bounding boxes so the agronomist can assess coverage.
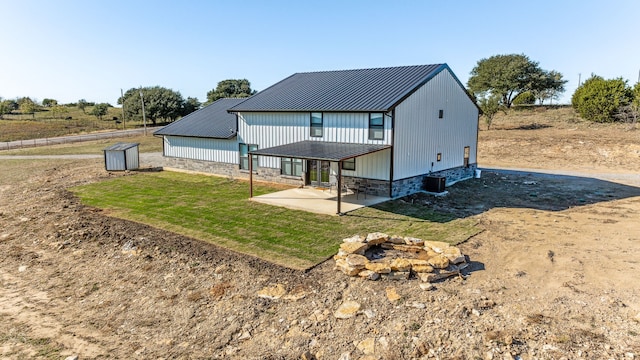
[310,112,323,137]
[239,143,258,170]
[369,113,384,140]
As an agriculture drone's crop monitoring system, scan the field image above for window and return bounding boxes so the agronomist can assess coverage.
[239,143,258,170]
[310,112,323,137]
[281,157,303,176]
[369,113,384,140]
[342,158,356,171]
[437,153,442,162]
[438,109,444,119]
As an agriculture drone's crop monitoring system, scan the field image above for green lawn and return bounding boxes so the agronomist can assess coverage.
[71,171,480,269]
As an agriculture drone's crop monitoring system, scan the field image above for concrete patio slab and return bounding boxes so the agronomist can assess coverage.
[251,187,390,215]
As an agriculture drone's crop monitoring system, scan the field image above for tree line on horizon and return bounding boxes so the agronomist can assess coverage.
[0,79,256,123]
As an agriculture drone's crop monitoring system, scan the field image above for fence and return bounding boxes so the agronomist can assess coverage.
[0,128,147,151]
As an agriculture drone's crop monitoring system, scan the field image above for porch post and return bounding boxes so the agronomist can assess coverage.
[249,153,253,198]
[337,161,342,215]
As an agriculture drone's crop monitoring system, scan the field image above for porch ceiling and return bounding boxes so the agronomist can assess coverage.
[249,140,390,161]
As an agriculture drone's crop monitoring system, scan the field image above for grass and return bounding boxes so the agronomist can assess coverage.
[71,171,480,270]
[0,106,161,142]
[0,134,163,155]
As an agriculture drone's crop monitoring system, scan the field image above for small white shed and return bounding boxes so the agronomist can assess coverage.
[103,142,140,171]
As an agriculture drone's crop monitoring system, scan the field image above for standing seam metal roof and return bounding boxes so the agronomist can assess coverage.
[153,98,245,138]
[228,64,447,112]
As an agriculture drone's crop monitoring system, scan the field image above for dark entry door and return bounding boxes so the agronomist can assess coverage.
[307,160,331,186]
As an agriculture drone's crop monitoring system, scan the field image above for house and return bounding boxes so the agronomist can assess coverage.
[155,64,479,203]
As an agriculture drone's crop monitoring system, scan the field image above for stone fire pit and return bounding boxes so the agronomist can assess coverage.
[333,232,468,283]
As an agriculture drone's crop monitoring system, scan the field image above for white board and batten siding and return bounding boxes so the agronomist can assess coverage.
[237,112,392,180]
[163,136,238,163]
[393,69,479,180]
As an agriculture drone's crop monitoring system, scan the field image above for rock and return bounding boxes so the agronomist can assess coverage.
[237,331,251,341]
[427,254,450,269]
[335,259,363,276]
[472,308,481,316]
[346,254,369,268]
[385,287,402,302]
[65,356,79,360]
[378,336,390,351]
[343,234,365,243]
[443,246,465,264]
[365,232,389,245]
[392,244,424,253]
[419,283,435,291]
[357,270,380,281]
[365,262,391,274]
[385,271,410,280]
[257,284,287,300]
[407,258,430,266]
[388,235,406,244]
[356,337,376,355]
[335,301,361,319]
[339,242,368,255]
[418,271,458,283]
[404,236,425,246]
[423,240,451,253]
[363,309,376,319]
[0,233,10,241]
[390,258,412,271]
[337,352,352,360]
[412,264,435,273]
[301,350,316,360]
[18,265,27,272]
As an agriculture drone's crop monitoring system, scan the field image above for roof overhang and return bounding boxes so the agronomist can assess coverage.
[249,140,391,161]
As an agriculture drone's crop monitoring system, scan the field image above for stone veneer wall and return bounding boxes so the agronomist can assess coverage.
[391,164,477,198]
[162,157,304,186]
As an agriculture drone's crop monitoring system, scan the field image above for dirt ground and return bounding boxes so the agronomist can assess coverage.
[1,108,640,359]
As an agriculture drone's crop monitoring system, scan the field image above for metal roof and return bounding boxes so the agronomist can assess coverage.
[103,142,139,151]
[153,98,245,138]
[249,140,391,161]
[228,64,447,112]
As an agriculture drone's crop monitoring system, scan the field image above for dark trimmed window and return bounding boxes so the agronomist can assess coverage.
[369,113,384,140]
[439,109,444,119]
[239,143,258,170]
[342,158,356,171]
[437,153,442,162]
[281,157,303,176]
[310,112,323,137]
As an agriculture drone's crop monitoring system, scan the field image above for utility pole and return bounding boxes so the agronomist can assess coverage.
[139,87,147,136]
[120,88,126,130]
[578,73,581,87]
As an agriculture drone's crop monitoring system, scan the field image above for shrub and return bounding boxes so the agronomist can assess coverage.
[572,75,633,122]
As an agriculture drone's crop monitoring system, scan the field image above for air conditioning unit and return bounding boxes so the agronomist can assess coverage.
[423,176,446,193]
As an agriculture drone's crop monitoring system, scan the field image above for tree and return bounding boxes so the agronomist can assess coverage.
[42,98,58,107]
[467,54,565,108]
[50,105,69,119]
[119,86,185,125]
[17,97,38,118]
[90,103,109,120]
[532,70,567,105]
[205,79,256,105]
[478,94,503,130]
[77,99,88,114]
[572,75,633,122]
[182,97,201,116]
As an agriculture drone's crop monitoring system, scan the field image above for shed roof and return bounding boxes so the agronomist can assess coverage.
[103,142,139,151]
[154,98,245,138]
[249,140,390,161]
[228,64,452,112]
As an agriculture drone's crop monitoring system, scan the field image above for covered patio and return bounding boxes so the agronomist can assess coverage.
[251,187,389,215]
[248,140,391,214]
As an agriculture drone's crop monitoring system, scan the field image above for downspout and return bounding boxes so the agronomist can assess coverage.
[249,152,253,198]
[388,109,395,198]
[337,161,342,215]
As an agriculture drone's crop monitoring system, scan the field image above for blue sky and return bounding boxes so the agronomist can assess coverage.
[1,0,638,105]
